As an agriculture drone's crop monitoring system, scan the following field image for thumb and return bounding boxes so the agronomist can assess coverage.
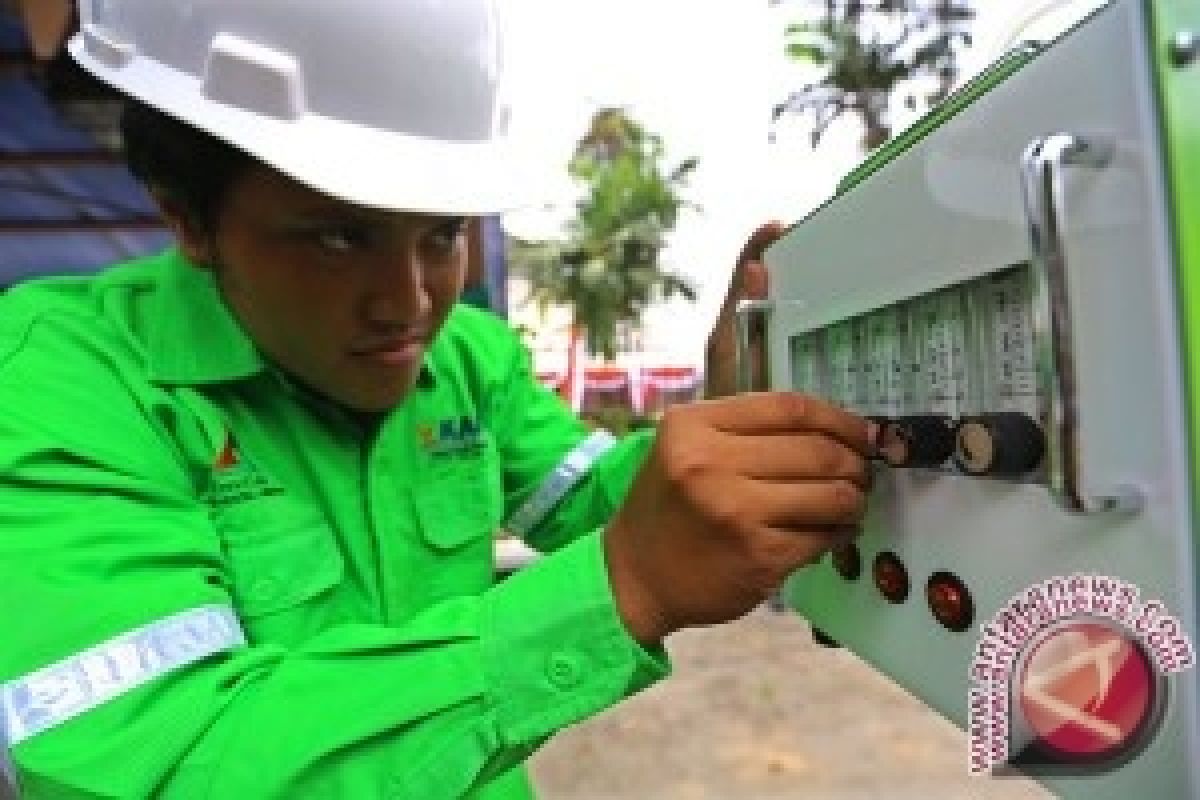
[740,259,769,301]
[735,220,787,268]
[728,221,784,306]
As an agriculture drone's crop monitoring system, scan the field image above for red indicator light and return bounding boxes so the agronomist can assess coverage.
[873,552,909,603]
[927,571,974,632]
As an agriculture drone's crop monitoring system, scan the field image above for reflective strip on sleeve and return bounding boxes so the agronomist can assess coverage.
[0,605,245,748]
[505,430,617,538]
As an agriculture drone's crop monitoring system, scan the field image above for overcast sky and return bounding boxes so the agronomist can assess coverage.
[499,0,1106,363]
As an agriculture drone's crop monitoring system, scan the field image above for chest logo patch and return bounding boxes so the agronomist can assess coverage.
[207,431,283,507]
[418,416,485,458]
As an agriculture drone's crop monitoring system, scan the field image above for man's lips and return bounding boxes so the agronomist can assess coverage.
[349,336,427,364]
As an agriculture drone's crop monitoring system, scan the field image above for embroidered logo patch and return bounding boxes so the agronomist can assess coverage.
[417,416,485,458]
[207,432,283,507]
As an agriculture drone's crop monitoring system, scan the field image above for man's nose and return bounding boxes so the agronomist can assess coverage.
[362,248,431,324]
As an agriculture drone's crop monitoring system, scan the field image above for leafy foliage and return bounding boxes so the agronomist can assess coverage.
[509,108,697,361]
[773,0,975,149]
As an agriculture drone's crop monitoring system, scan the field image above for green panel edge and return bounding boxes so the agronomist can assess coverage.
[833,43,1042,198]
[1148,0,1200,538]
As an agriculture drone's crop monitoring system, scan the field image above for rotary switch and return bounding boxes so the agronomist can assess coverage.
[954,412,1045,477]
[876,415,956,468]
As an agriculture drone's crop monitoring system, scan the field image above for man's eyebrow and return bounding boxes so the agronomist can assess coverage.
[269,204,462,230]
[267,210,400,233]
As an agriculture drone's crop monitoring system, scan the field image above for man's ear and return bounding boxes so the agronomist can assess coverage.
[151,190,215,268]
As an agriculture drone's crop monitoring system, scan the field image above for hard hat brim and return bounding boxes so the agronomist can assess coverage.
[69,35,536,216]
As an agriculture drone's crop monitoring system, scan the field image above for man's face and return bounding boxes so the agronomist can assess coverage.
[174,167,469,413]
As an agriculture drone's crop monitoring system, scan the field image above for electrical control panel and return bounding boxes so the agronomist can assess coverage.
[788,264,1044,477]
[750,1,1200,797]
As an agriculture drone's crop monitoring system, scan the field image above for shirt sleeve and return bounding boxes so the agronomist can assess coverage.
[487,330,655,555]
[0,316,668,800]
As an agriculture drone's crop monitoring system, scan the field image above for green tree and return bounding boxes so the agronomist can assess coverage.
[508,108,697,362]
[773,0,975,150]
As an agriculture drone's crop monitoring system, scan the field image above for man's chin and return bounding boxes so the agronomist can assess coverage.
[338,377,420,415]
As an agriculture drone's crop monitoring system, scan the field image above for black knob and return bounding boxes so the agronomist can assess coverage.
[954,412,1045,477]
[877,415,956,468]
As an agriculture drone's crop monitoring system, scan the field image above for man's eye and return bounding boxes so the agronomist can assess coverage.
[428,218,468,249]
[312,226,371,253]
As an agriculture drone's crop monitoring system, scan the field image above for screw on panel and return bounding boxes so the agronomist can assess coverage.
[1169,31,1200,68]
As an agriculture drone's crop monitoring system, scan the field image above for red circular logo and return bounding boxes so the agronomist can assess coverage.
[1016,620,1157,761]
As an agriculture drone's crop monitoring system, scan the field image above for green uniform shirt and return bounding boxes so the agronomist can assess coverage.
[0,249,667,799]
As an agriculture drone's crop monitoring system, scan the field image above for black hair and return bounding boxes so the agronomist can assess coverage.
[120,98,257,234]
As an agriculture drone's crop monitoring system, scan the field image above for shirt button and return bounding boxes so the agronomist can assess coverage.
[546,652,584,689]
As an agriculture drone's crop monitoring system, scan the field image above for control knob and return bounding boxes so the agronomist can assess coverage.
[954,412,1045,477]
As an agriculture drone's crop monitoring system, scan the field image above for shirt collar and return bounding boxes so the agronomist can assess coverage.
[147,248,269,385]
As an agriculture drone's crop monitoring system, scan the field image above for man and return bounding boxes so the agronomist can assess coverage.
[0,1,874,797]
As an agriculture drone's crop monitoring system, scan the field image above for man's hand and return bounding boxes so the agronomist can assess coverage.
[705,221,787,399]
[604,393,876,644]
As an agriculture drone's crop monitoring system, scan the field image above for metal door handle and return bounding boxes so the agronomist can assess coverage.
[1020,133,1141,513]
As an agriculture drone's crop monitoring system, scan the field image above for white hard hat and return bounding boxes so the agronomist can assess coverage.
[68,0,525,215]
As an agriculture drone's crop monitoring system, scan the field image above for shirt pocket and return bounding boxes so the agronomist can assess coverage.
[415,446,504,551]
[413,447,504,595]
[213,501,346,643]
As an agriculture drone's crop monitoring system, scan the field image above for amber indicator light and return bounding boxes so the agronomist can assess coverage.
[873,551,909,603]
[927,571,974,632]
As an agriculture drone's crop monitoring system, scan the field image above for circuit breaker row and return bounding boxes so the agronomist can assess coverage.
[788,264,1046,478]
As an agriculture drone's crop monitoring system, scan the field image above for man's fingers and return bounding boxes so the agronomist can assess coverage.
[709,474,867,532]
[756,478,868,529]
[713,432,871,489]
[685,393,875,457]
[744,524,861,585]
